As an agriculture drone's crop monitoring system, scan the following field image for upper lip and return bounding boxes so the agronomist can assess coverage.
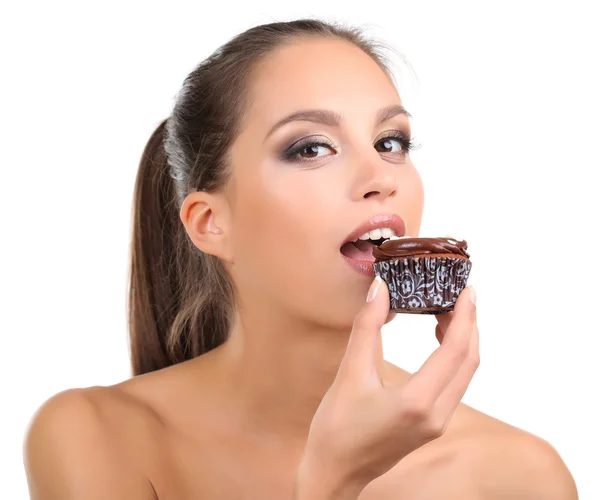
[340,213,406,247]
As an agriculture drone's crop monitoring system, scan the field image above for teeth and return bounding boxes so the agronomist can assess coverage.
[355,227,398,242]
[369,229,383,240]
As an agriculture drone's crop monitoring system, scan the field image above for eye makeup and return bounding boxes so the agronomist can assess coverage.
[279,130,418,164]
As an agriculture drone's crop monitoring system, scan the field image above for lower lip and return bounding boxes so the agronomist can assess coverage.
[341,253,376,277]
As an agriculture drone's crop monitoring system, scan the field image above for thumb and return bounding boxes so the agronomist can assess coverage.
[339,276,390,382]
[450,285,477,331]
[438,285,477,348]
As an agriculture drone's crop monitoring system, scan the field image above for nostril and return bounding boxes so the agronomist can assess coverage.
[363,191,379,199]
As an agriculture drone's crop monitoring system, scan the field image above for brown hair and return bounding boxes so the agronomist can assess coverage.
[127,18,407,375]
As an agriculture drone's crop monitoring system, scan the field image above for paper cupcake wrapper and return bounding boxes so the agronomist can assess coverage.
[373,256,472,314]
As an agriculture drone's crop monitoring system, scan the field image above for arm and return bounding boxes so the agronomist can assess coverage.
[23,388,154,500]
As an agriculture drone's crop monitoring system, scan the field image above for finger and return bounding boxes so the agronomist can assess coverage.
[434,313,479,426]
[435,310,453,333]
[435,324,444,345]
[434,311,453,344]
[403,286,477,404]
[434,308,456,345]
[338,276,390,384]
[385,310,398,325]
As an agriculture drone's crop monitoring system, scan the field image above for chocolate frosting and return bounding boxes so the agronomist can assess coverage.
[372,237,470,261]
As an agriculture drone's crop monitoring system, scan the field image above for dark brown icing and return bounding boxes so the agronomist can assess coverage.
[372,237,470,261]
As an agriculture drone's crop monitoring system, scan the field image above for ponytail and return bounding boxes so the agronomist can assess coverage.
[127,118,233,376]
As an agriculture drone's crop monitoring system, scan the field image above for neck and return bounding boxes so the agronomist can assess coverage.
[212,302,375,447]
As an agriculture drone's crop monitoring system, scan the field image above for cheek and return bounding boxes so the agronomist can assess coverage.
[231,175,334,296]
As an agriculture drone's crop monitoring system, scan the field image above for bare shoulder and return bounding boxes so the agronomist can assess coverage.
[23,385,160,499]
[438,385,579,499]
[381,362,578,499]
[465,425,579,499]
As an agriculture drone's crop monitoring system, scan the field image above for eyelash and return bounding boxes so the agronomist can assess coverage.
[282,131,419,163]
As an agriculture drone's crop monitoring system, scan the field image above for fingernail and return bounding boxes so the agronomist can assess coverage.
[469,286,477,306]
[367,276,382,303]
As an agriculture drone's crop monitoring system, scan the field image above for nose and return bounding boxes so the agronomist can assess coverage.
[351,154,398,201]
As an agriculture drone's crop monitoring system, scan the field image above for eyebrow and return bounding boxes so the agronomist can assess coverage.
[263,104,412,143]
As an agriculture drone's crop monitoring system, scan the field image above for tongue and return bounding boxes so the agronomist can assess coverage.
[340,240,376,262]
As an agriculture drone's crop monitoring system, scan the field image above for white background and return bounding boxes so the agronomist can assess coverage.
[2,1,598,498]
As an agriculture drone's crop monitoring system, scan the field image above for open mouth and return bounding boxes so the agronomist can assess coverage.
[340,228,398,262]
[340,237,389,262]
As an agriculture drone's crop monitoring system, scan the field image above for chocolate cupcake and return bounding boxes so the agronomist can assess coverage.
[372,237,472,314]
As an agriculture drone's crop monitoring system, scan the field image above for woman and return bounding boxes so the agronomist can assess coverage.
[23,18,577,499]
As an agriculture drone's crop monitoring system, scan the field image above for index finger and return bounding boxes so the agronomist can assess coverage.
[337,277,390,384]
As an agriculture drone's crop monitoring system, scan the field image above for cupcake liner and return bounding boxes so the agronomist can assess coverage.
[373,255,472,314]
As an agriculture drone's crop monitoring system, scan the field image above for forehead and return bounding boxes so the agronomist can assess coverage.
[244,37,400,127]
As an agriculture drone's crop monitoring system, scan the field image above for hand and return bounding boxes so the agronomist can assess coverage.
[295,278,479,498]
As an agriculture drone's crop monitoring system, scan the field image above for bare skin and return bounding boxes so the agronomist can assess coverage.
[24,38,578,499]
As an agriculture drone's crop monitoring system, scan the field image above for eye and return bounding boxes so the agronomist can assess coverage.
[282,136,337,163]
[376,138,401,153]
[281,131,419,164]
[374,131,417,155]
[296,144,333,160]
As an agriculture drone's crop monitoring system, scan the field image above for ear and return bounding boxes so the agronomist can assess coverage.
[179,191,232,262]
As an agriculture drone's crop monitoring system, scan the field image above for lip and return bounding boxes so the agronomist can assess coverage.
[340,213,406,277]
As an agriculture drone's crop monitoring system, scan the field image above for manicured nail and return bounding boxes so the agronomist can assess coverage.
[367,277,382,303]
[469,286,477,306]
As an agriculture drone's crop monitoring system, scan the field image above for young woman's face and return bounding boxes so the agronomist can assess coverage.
[225,37,424,328]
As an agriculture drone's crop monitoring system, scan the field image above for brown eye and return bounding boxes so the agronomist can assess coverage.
[375,137,403,153]
[299,145,322,159]
[374,132,417,157]
[283,139,336,163]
